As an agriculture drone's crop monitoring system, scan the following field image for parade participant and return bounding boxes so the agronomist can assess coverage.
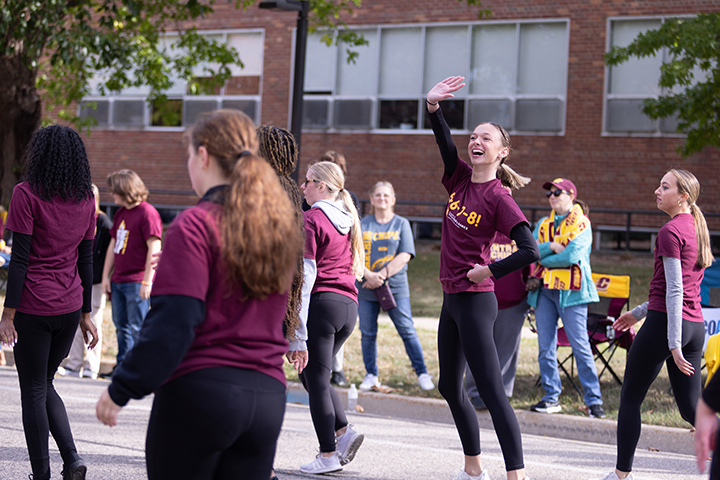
[101,169,162,373]
[596,169,713,480]
[96,109,303,480]
[297,161,365,474]
[427,76,538,480]
[0,125,98,480]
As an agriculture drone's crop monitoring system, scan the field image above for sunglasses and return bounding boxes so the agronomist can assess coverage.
[304,178,319,186]
[545,190,569,197]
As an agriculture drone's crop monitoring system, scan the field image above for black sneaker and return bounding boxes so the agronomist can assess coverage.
[330,371,349,387]
[530,400,562,413]
[589,404,606,418]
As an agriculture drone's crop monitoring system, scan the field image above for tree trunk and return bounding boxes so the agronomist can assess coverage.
[0,56,41,207]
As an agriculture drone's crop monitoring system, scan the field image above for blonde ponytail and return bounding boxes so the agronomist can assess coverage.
[339,188,365,279]
[690,203,714,269]
[670,169,714,269]
[497,163,531,190]
[308,161,365,279]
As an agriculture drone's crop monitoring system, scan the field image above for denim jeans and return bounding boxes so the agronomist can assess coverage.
[111,282,150,365]
[358,296,427,376]
[535,288,602,406]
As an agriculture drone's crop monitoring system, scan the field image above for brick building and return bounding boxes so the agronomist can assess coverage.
[80,0,720,246]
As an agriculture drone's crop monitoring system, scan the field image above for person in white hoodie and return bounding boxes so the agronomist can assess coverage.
[294,161,365,475]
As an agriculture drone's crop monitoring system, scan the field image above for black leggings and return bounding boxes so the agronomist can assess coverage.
[437,292,524,471]
[145,367,286,480]
[616,310,704,472]
[299,292,357,452]
[13,309,82,480]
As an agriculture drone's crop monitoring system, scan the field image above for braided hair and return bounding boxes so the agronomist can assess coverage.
[257,125,304,340]
[23,125,93,203]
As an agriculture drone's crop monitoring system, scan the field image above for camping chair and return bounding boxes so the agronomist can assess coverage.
[556,273,634,395]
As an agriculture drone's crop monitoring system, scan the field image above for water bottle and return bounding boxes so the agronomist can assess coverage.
[606,317,615,340]
[347,384,358,412]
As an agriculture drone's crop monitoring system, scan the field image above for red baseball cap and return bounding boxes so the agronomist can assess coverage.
[542,178,577,198]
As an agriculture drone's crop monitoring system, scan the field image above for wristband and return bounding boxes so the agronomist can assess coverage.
[426,100,438,106]
[141,281,152,287]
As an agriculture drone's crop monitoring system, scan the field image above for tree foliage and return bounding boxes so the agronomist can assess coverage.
[0,0,486,204]
[605,13,720,157]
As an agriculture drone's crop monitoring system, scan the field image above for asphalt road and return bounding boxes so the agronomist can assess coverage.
[0,366,707,480]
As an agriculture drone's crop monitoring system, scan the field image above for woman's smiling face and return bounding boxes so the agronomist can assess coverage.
[467,123,508,167]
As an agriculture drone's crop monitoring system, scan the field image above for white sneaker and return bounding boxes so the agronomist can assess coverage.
[300,452,342,474]
[452,469,489,480]
[359,373,380,391]
[418,373,435,390]
[593,472,633,480]
[336,425,364,465]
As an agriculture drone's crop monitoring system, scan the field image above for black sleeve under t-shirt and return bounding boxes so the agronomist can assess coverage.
[4,232,30,309]
[108,294,205,406]
[488,223,539,280]
[428,107,459,178]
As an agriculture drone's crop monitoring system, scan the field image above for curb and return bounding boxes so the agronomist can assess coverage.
[287,382,695,456]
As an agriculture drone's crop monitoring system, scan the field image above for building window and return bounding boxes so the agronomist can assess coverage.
[79,30,263,129]
[303,20,569,134]
[604,17,701,135]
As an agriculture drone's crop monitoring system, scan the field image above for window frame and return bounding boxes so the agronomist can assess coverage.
[79,28,265,131]
[298,18,570,135]
[602,15,695,138]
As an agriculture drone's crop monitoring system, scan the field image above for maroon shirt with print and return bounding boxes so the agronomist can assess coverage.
[648,213,705,323]
[439,160,528,294]
[152,201,290,386]
[109,201,162,283]
[6,182,95,315]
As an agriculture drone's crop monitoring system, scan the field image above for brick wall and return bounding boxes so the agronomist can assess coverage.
[82,0,720,231]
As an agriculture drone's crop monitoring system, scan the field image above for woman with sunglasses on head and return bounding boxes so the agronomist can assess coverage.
[528,178,604,418]
[596,169,712,480]
[426,76,538,480]
[96,110,303,480]
[297,161,365,475]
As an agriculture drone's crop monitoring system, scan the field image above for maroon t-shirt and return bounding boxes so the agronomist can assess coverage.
[440,160,528,293]
[151,201,290,386]
[6,182,95,315]
[648,213,705,323]
[304,208,358,302]
[490,233,530,309]
[110,201,162,283]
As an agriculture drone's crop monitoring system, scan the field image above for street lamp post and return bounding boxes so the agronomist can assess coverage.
[259,0,309,183]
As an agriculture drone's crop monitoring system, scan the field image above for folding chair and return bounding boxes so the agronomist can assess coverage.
[555,273,634,395]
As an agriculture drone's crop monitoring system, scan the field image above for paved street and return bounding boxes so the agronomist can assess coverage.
[0,366,707,480]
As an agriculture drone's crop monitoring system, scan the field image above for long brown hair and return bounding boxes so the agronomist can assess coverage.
[670,169,714,269]
[186,109,303,299]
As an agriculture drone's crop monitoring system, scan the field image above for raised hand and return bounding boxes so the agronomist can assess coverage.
[426,76,466,105]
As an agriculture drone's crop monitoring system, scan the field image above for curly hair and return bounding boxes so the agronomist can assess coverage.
[23,125,93,202]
